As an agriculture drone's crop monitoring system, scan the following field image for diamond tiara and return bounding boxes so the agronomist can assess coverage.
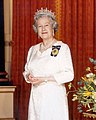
[34,8,56,20]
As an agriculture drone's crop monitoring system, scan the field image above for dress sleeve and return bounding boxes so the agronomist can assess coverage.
[23,47,33,83]
[53,44,74,85]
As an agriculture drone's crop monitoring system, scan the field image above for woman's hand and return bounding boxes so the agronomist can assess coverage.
[28,74,44,85]
[28,74,56,85]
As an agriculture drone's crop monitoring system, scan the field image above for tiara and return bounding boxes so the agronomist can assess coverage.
[34,8,56,20]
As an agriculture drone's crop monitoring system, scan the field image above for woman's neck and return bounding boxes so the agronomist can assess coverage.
[40,38,57,53]
[42,38,55,47]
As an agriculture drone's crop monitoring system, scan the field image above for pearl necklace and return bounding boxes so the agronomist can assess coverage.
[40,39,56,53]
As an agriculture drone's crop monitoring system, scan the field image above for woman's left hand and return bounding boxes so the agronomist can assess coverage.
[31,76,55,85]
[30,77,44,85]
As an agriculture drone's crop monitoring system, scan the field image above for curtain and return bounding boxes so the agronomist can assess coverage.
[12,0,96,120]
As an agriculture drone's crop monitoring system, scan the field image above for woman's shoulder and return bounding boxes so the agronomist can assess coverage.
[28,43,41,51]
[56,40,71,56]
[27,43,41,59]
[56,40,69,48]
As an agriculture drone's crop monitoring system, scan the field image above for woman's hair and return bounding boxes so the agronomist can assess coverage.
[33,8,58,33]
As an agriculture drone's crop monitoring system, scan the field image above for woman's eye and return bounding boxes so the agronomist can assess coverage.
[38,26,42,28]
[45,24,49,26]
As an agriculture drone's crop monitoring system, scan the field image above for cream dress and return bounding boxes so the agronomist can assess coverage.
[23,41,74,120]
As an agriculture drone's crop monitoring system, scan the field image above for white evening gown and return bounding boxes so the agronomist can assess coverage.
[23,41,74,120]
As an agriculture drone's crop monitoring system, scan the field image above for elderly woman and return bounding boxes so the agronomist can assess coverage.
[23,8,74,120]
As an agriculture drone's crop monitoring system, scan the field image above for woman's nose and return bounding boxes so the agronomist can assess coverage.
[42,26,45,30]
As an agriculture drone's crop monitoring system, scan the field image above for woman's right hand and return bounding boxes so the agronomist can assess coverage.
[27,74,34,83]
[27,74,44,85]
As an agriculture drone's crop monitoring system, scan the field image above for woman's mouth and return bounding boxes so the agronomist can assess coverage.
[42,32,47,34]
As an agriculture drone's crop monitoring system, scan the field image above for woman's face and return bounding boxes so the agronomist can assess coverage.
[37,16,53,40]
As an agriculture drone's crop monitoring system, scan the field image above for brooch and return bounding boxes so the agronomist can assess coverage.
[51,45,61,57]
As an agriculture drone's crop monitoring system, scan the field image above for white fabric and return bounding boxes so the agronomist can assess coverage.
[23,41,74,120]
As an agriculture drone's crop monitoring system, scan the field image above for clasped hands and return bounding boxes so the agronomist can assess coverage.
[27,74,55,85]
